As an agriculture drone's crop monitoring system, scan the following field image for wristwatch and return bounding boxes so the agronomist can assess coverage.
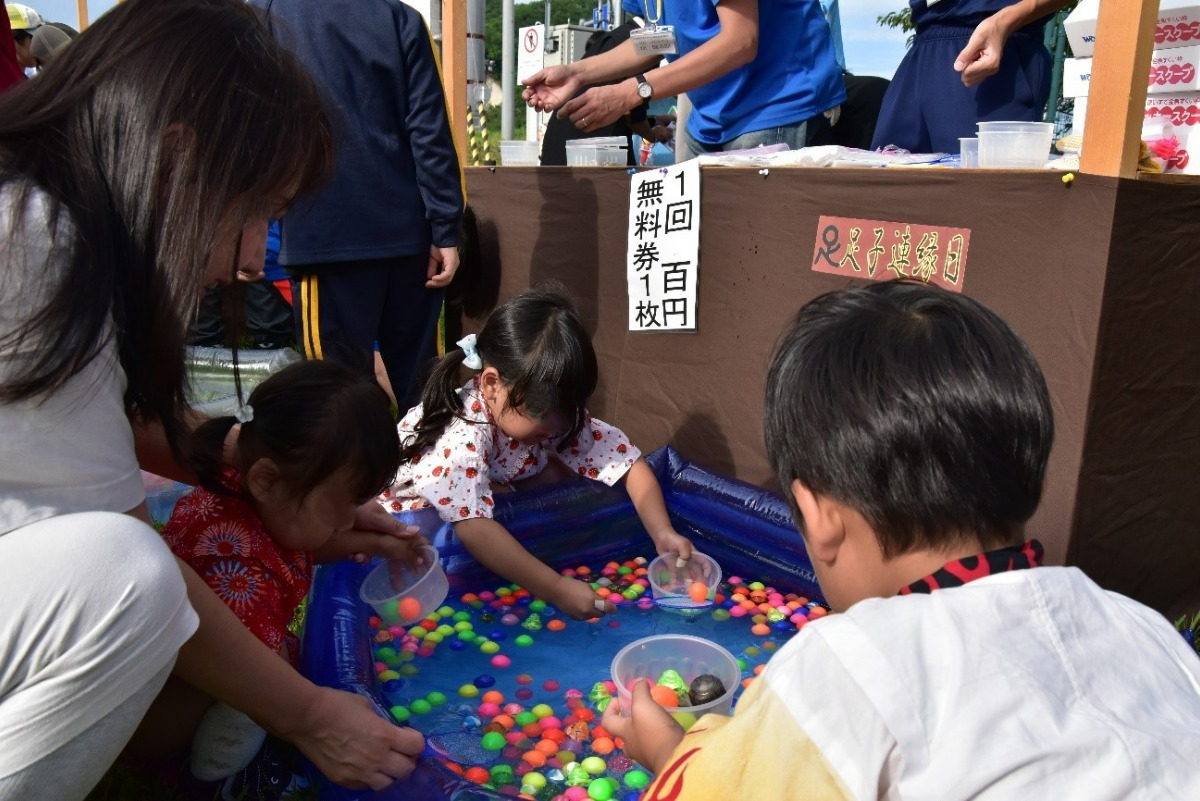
[635,73,653,106]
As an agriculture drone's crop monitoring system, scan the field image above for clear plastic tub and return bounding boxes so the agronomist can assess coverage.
[565,137,628,167]
[610,634,742,729]
[499,140,540,166]
[359,545,448,626]
[959,137,979,168]
[976,122,1054,168]
[647,551,722,614]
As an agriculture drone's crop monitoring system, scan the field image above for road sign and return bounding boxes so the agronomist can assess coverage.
[518,24,545,83]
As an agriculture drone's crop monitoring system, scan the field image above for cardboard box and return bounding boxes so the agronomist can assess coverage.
[1066,0,1200,59]
[1143,91,1200,173]
[1064,46,1200,99]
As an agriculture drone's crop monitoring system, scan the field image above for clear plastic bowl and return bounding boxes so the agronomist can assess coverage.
[499,140,540,166]
[565,138,628,167]
[647,551,722,614]
[976,122,1054,168]
[358,545,448,626]
[610,634,742,729]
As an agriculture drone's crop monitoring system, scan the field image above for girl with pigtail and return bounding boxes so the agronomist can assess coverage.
[380,288,693,620]
[158,359,423,786]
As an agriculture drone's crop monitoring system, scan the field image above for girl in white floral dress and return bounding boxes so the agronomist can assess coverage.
[380,289,693,619]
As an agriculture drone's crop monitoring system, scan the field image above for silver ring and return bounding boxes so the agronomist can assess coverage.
[582,118,588,126]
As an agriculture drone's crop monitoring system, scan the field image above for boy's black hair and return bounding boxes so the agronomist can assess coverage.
[764,281,1053,557]
[190,359,401,505]
[401,288,598,462]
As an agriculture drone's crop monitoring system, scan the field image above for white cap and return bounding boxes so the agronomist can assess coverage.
[7,4,44,32]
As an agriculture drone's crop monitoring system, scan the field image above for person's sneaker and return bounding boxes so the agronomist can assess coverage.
[219,738,302,801]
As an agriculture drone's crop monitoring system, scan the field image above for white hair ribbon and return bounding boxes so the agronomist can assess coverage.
[234,403,254,424]
[457,334,483,370]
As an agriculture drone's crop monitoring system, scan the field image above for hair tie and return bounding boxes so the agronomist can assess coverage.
[457,334,483,370]
[234,403,255,424]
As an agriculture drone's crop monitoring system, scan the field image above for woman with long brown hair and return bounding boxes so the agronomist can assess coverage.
[0,0,423,797]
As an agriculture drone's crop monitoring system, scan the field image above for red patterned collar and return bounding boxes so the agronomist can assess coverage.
[899,539,1044,596]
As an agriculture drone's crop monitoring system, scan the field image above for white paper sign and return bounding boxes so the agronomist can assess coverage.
[627,161,701,331]
[517,24,545,83]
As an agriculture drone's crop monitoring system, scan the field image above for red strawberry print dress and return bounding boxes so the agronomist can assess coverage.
[378,377,640,523]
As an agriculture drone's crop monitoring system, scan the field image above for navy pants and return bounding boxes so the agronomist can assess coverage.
[871,25,1051,154]
[290,254,443,407]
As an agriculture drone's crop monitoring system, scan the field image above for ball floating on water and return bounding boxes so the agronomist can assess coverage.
[458,684,480,698]
[624,770,650,789]
[515,634,534,647]
[481,731,507,751]
[390,704,410,723]
[491,654,512,669]
[410,699,432,715]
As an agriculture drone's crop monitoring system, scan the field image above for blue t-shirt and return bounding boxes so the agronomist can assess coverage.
[624,0,845,145]
[910,0,1050,31]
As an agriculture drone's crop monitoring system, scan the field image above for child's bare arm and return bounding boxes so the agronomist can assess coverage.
[622,458,694,561]
[600,679,686,774]
[455,517,615,620]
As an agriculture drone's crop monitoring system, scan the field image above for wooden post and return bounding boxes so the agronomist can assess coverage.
[1079,0,1158,178]
[442,0,469,163]
[76,0,88,30]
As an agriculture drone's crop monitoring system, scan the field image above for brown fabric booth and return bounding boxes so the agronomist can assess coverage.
[460,166,1200,619]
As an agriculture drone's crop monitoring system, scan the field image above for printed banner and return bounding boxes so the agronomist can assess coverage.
[810,215,971,292]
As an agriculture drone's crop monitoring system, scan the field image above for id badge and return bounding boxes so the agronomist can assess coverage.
[631,25,678,56]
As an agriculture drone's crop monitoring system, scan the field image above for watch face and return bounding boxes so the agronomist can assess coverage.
[638,83,652,99]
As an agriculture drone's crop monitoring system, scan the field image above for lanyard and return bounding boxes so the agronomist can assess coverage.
[643,0,663,28]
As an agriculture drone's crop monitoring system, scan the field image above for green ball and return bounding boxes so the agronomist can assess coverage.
[736,658,748,671]
[458,684,480,698]
[423,632,443,644]
[624,770,650,789]
[490,764,515,785]
[744,646,760,657]
[522,771,547,790]
[376,646,398,662]
[580,756,607,775]
[399,664,419,676]
[515,634,534,647]
[453,621,474,632]
[711,608,731,622]
[436,605,455,618]
[389,705,410,723]
[514,711,537,727]
[426,691,447,706]
[621,588,639,601]
[529,600,547,612]
[410,699,432,715]
[748,581,765,591]
[481,731,506,751]
[480,640,501,654]
[617,566,633,575]
[457,630,477,642]
[408,626,426,639]
[453,610,472,622]
[587,777,615,800]
[531,703,555,719]
[436,624,455,636]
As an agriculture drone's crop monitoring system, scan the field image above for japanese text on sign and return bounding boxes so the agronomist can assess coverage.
[810,215,971,292]
[627,161,701,331]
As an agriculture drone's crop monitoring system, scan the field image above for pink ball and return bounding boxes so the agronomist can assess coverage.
[603,680,617,694]
[388,626,405,638]
[565,787,590,801]
[768,593,785,607]
[514,761,533,777]
[543,680,561,692]
[491,655,512,669]
[561,568,578,578]
[416,646,435,658]
[503,702,525,715]
[727,575,743,585]
[729,606,748,618]
[504,731,525,745]
[515,688,534,701]
[374,661,388,673]
[564,688,584,700]
[478,591,496,602]
[540,716,562,729]
[477,702,501,718]
[500,613,520,626]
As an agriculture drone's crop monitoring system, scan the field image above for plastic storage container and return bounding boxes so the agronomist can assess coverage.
[565,136,628,166]
[610,634,742,729]
[359,545,448,626]
[976,121,1054,168]
[499,140,540,166]
[647,551,722,613]
[959,137,979,168]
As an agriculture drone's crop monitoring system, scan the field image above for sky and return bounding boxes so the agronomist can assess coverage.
[29,0,910,79]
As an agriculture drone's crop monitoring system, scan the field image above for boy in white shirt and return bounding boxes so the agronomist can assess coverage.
[604,280,1200,801]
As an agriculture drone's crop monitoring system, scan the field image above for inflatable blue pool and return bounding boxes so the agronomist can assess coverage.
[300,447,825,801]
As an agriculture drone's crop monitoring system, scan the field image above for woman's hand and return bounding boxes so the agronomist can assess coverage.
[600,679,685,775]
[312,502,426,567]
[552,575,616,620]
[284,686,423,790]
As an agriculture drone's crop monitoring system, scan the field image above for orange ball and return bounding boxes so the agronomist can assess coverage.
[465,766,490,784]
[492,714,516,730]
[546,619,568,632]
[398,597,423,621]
[688,582,709,603]
[591,736,616,755]
[753,664,767,676]
[650,684,681,708]
[482,690,505,705]
[522,723,544,738]
[741,677,755,689]
[751,623,771,636]
[521,750,547,767]
[574,708,595,722]
[535,738,559,755]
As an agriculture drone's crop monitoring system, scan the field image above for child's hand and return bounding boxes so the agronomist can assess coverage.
[651,528,694,563]
[553,575,616,620]
[600,679,685,775]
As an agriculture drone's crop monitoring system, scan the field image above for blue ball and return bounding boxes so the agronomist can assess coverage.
[773,620,793,632]
[474,674,497,688]
[381,679,404,694]
[517,596,533,606]
[489,631,507,641]
[449,639,467,651]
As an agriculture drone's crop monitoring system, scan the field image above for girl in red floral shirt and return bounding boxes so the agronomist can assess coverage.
[161,359,412,785]
[380,289,693,621]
